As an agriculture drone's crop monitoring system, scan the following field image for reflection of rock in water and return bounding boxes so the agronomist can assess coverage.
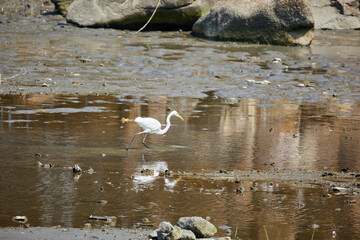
[132,158,182,192]
[164,177,182,190]
[133,160,168,191]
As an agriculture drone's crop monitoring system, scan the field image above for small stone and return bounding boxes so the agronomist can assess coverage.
[43,163,53,168]
[332,187,348,193]
[141,168,154,176]
[36,161,43,167]
[272,58,282,64]
[12,216,28,223]
[236,187,245,193]
[345,199,356,205]
[34,153,42,158]
[224,228,232,236]
[42,83,49,87]
[95,200,107,205]
[84,223,92,229]
[88,215,117,224]
[73,164,82,173]
[164,169,173,176]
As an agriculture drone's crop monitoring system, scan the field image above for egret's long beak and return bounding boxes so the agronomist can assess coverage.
[177,114,184,121]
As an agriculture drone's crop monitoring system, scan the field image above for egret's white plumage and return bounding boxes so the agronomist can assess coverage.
[126,110,184,150]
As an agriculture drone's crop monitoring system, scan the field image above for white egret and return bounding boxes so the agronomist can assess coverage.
[126,110,184,150]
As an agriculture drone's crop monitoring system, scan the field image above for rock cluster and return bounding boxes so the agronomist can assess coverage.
[49,0,360,46]
[149,217,220,240]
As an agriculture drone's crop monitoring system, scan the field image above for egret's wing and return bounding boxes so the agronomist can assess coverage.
[135,117,161,133]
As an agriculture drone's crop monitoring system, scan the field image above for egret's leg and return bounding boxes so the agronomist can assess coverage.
[126,132,141,150]
[142,133,150,150]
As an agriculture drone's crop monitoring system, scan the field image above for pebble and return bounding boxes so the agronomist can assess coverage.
[164,169,173,176]
[95,200,108,205]
[236,187,245,193]
[73,164,82,173]
[345,199,356,205]
[84,223,92,229]
[272,58,282,64]
[12,216,28,223]
[43,163,53,168]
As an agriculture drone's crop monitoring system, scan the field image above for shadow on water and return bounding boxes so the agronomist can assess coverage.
[0,94,360,238]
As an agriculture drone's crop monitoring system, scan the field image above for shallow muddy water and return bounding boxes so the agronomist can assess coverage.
[1,12,360,240]
[1,94,360,239]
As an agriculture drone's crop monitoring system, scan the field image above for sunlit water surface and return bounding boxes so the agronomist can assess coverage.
[1,94,360,239]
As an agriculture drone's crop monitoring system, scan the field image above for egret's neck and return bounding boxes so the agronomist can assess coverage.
[158,111,175,135]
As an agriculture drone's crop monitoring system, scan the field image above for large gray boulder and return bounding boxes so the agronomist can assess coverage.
[192,0,315,46]
[65,0,217,30]
[176,216,217,238]
[309,0,360,29]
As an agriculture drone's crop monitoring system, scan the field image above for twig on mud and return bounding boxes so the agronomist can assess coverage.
[137,0,161,33]
[3,67,27,81]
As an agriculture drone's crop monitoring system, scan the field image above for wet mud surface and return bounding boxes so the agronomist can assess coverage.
[1,9,360,240]
[1,14,360,102]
